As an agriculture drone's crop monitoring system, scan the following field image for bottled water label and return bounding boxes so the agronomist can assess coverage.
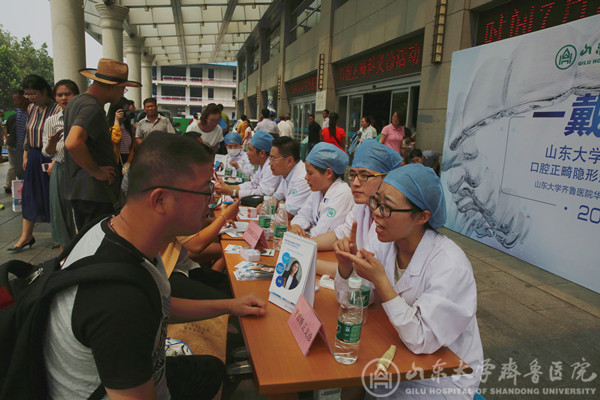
[274,224,287,238]
[237,170,243,178]
[258,216,271,229]
[224,168,232,176]
[336,316,362,343]
[360,285,370,307]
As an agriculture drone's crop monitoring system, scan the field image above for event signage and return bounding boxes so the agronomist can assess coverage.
[286,72,317,99]
[333,34,423,89]
[442,14,600,293]
[476,0,600,45]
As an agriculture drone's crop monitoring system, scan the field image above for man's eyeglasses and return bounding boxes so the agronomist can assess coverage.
[142,182,214,197]
[368,196,413,218]
[349,172,387,182]
[268,155,286,162]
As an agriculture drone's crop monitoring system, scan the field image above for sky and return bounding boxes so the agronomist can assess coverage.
[1,0,104,70]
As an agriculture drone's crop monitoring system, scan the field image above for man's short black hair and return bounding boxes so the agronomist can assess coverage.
[323,109,329,115]
[272,136,300,162]
[261,108,270,118]
[128,134,213,197]
[143,97,157,106]
[308,114,314,119]
[409,148,423,160]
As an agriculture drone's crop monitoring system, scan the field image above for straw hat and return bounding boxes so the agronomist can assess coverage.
[79,58,141,87]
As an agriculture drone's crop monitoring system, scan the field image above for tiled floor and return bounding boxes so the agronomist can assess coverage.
[1,161,598,399]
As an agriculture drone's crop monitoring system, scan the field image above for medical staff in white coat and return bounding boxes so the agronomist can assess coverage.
[215,130,282,198]
[290,142,353,238]
[335,164,483,399]
[314,139,402,251]
[223,132,253,178]
[269,136,311,217]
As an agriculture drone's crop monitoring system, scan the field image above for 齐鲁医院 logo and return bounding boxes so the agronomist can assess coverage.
[555,45,577,70]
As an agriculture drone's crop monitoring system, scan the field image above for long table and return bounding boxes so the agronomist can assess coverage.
[222,238,472,396]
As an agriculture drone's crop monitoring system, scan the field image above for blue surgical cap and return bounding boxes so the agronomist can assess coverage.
[383,164,446,229]
[250,130,274,152]
[352,139,403,173]
[306,142,349,175]
[224,132,242,145]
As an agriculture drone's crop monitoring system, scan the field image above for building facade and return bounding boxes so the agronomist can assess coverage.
[153,63,237,119]
[236,0,600,150]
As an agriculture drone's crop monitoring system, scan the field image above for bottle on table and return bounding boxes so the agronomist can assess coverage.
[273,202,288,251]
[360,283,370,324]
[334,277,363,365]
[258,196,274,239]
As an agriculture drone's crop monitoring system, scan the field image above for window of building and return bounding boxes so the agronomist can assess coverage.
[161,66,186,80]
[161,85,185,98]
[208,68,215,80]
[238,58,246,81]
[232,89,236,100]
[190,67,202,80]
[208,88,214,99]
[152,84,157,96]
[290,0,321,42]
[249,48,259,74]
[233,69,237,81]
[267,26,280,61]
[190,87,203,100]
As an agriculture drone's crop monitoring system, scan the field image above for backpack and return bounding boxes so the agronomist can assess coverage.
[0,221,162,400]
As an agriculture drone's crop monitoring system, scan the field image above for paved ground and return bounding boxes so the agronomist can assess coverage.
[1,160,598,399]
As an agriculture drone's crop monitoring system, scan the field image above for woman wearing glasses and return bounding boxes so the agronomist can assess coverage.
[8,75,61,252]
[335,164,483,398]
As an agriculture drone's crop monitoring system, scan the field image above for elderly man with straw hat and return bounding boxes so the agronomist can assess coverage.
[64,58,141,230]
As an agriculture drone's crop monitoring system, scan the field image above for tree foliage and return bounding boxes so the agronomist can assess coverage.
[0,24,54,110]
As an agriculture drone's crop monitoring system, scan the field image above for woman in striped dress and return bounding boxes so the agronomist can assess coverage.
[42,79,80,251]
[8,75,61,252]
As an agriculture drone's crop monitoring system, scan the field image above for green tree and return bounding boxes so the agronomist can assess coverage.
[0,24,53,110]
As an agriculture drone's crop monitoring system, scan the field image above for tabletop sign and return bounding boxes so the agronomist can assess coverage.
[268,232,317,313]
[243,221,268,249]
[287,295,333,356]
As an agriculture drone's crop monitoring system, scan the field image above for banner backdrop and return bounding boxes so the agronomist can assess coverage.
[442,14,600,293]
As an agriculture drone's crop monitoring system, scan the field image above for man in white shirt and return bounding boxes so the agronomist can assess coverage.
[322,109,330,129]
[284,112,294,133]
[215,130,282,198]
[270,136,311,218]
[255,108,280,136]
[135,98,175,144]
[277,115,293,138]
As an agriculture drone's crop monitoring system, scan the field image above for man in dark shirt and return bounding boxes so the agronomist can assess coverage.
[307,113,321,154]
[44,134,266,399]
[64,58,141,230]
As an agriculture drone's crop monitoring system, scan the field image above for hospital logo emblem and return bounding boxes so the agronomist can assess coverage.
[361,358,400,397]
[327,208,336,218]
[291,189,297,195]
[555,45,576,70]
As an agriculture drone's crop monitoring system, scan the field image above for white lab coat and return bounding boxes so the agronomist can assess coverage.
[333,203,379,250]
[238,159,282,198]
[291,178,353,237]
[335,230,483,399]
[273,161,311,216]
[225,151,253,178]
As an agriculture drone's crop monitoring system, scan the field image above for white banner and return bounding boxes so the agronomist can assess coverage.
[442,14,600,293]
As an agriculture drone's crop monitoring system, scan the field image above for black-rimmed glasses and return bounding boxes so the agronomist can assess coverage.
[368,196,413,218]
[349,171,387,182]
[142,181,214,197]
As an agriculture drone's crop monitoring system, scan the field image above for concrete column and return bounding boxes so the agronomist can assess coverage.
[95,4,128,61]
[141,53,155,101]
[123,35,144,106]
[49,0,87,91]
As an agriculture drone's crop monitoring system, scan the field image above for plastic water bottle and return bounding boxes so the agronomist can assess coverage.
[334,277,363,365]
[272,203,288,251]
[258,196,273,238]
[360,284,370,324]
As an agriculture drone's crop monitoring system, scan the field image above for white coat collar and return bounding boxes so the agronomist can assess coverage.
[394,230,437,293]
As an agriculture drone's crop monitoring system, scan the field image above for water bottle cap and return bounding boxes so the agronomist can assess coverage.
[348,277,362,289]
